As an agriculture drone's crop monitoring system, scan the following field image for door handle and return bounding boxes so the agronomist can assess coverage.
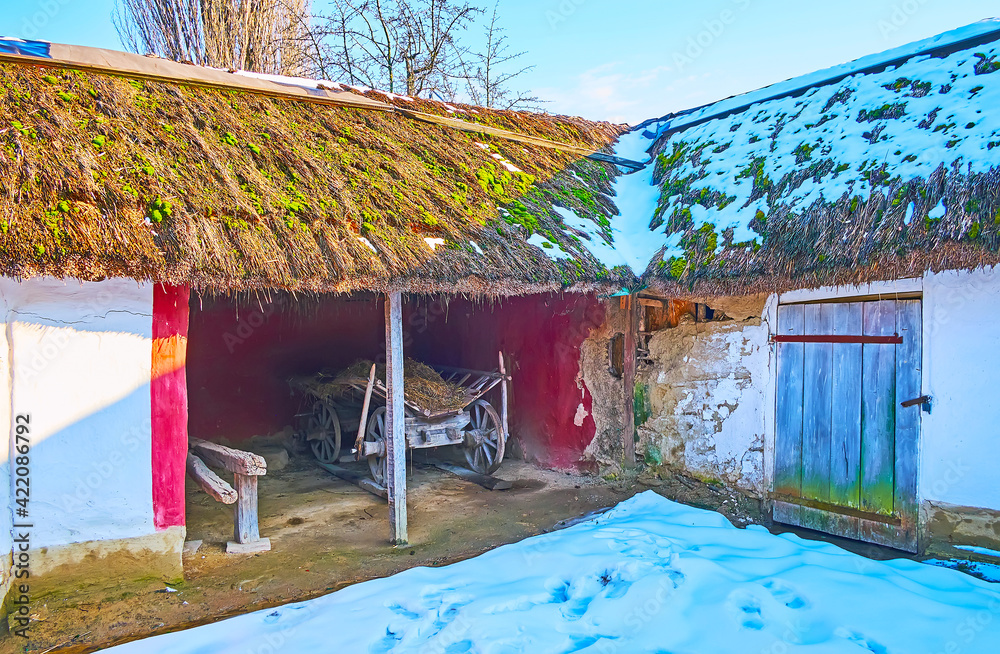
[901,395,931,413]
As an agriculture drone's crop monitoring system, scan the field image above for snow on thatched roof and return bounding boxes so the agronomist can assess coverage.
[0,42,633,296]
[637,19,1000,297]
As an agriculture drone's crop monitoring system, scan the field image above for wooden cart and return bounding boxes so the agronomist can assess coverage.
[292,353,510,483]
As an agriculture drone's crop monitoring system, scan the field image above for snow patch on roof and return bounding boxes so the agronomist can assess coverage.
[662,18,1000,134]
[527,233,571,260]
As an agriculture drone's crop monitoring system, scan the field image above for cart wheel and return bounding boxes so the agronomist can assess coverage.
[365,406,388,486]
[308,401,342,464]
[463,399,506,475]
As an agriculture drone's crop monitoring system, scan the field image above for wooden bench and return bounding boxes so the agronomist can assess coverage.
[187,438,271,553]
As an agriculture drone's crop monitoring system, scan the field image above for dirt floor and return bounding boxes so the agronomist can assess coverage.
[0,453,942,653]
[0,454,639,653]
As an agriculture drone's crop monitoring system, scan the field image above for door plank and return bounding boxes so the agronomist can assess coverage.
[861,300,896,516]
[774,304,805,507]
[892,299,921,551]
[801,304,834,533]
[830,302,863,511]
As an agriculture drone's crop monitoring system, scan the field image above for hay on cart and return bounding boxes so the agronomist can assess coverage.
[292,359,470,413]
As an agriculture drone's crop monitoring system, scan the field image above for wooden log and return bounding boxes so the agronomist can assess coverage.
[385,291,408,545]
[186,453,237,504]
[190,438,266,476]
[353,363,377,458]
[316,462,388,500]
[232,473,261,544]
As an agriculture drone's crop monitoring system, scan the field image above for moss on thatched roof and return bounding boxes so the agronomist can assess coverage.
[640,24,1000,298]
[0,60,631,295]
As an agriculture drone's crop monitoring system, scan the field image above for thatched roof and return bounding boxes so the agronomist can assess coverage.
[0,44,633,295]
[638,20,1000,297]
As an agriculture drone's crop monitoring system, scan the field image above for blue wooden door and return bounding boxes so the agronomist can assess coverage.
[773,299,920,552]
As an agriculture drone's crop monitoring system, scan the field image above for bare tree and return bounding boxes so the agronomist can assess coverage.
[305,0,480,98]
[114,0,312,76]
[459,2,541,110]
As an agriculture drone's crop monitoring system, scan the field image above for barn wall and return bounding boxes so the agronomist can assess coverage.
[0,277,183,589]
[635,296,772,495]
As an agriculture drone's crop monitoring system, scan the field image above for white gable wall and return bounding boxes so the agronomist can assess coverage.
[1,277,156,551]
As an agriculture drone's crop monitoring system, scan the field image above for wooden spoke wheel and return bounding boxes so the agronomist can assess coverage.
[463,399,506,475]
[308,401,342,464]
[365,406,388,486]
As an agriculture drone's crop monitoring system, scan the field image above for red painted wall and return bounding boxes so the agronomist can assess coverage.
[152,283,190,530]
[186,293,606,470]
[408,295,605,470]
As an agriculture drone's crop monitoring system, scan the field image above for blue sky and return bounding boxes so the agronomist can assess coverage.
[3,0,998,123]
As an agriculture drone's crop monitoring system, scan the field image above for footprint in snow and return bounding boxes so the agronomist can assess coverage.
[761,579,810,610]
[380,586,475,648]
[368,627,402,654]
[726,591,767,631]
[835,628,889,654]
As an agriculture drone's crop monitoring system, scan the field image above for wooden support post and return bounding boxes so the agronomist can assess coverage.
[227,472,270,553]
[498,351,509,440]
[385,291,408,545]
[622,294,637,467]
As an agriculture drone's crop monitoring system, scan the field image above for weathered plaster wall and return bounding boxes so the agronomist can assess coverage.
[637,299,771,496]
[0,277,157,552]
[580,298,630,473]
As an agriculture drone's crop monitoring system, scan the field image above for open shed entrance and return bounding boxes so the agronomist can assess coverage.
[772,299,922,551]
[184,291,607,548]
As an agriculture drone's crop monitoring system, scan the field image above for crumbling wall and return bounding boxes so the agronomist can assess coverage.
[580,298,629,473]
[636,296,770,496]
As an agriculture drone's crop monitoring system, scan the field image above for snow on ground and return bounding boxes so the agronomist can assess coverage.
[926,559,1000,584]
[109,492,1000,654]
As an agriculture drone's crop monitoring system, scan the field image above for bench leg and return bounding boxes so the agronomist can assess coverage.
[227,473,271,553]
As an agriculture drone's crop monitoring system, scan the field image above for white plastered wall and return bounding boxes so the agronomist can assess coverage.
[919,268,1000,511]
[1,277,155,551]
[0,309,11,590]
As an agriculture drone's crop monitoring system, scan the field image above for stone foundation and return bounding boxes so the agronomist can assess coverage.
[921,501,1000,559]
